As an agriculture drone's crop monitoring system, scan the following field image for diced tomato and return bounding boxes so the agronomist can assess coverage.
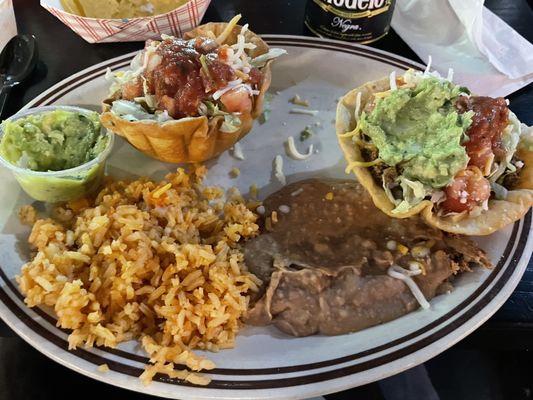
[248,67,263,87]
[141,37,235,118]
[218,46,231,62]
[441,167,491,213]
[220,86,252,113]
[122,77,143,100]
[464,138,494,173]
[159,95,177,117]
[456,96,509,174]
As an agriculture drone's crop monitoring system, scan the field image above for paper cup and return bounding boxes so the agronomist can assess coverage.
[40,0,211,43]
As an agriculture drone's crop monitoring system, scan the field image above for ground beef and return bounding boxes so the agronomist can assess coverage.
[361,145,386,183]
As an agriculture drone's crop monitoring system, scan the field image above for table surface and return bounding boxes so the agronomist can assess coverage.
[1,0,532,399]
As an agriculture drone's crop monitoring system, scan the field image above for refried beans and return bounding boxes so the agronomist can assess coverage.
[244,179,491,337]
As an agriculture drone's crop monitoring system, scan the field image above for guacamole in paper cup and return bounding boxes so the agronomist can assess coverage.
[0,106,114,202]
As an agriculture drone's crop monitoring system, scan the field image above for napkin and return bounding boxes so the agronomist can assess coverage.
[0,0,17,50]
[391,0,533,97]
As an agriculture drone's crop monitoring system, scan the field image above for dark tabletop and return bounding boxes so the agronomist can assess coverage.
[1,0,532,399]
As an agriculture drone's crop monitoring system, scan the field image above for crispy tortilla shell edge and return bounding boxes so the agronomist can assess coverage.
[335,77,533,235]
[100,22,272,163]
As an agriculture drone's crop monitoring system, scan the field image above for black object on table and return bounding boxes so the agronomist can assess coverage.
[0,34,38,119]
[1,1,532,399]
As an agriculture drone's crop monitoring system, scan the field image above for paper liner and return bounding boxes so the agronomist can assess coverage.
[40,0,211,43]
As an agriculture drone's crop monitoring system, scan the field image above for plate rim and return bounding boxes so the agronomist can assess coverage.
[0,34,531,399]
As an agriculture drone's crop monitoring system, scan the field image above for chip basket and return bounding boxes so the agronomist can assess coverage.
[40,0,211,43]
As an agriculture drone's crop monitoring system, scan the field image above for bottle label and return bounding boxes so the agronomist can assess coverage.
[305,0,396,43]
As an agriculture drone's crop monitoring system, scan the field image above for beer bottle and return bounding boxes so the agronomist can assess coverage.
[304,0,396,43]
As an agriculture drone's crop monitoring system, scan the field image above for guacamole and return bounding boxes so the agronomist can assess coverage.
[13,162,106,203]
[0,109,107,171]
[0,109,111,202]
[360,77,472,188]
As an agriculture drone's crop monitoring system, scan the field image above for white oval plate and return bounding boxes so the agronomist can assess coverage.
[0,35,531,400]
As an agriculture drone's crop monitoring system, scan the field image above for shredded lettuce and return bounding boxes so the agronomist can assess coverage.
[111,100,171,123]
[139,76,157,110]
[198,101,241,133]
[519,121,533,151]
[129,51,144,73]
[402,68,469,91]
[491,182,508,200]
[199,54,213,81]
[489,112,521,183]
[250,48,287,68]
[220,114,242,133]
[259,92,273,124]
[198,101,226,117]
[392,177,431,214]
[382,175,400,206]
[106,40,160,98]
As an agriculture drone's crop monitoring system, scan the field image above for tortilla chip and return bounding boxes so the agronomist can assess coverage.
[76,0,120,18]
[60,0,85,16]
[100,23,272,163]
[336,77,533,235]
[63,0,189,18]
[151,0,189,16]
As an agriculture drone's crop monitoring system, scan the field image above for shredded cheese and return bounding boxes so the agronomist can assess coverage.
[291,188,304,197]
[387,265,430,309]
[447,68,454,82]
[289,94,310,107]
[337,122,360,138]
[216,14,242,45]
[231,23,255,61]
[234,70,249,80]
[212,79,242,99]
[274,155,286,185]
[373,91,393,99]
[354,91,362,121]
[231,142,245,160]
[424,55,433,75]
[389,70,397,91]
[223,22,260,73]
[212,79,259,101]
[286,136,314,160]
[289,108,319,116]
[345,159,382,173]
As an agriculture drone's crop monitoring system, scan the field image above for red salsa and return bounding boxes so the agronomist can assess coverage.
[441,96,510,213]
[131,37,264,119]
[456,96,509,171]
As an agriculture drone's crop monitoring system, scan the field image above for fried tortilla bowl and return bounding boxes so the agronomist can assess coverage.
[336,77,533,235]
[100,21,272,164]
